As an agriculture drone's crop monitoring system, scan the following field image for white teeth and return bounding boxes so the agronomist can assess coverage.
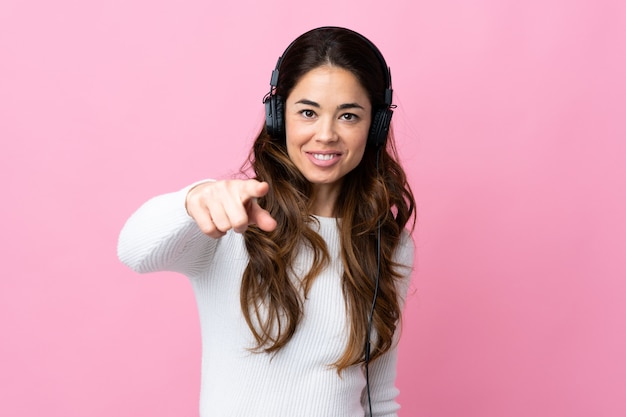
[313,154,335,161]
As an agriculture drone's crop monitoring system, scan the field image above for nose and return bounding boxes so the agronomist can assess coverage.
[315,116,338,143]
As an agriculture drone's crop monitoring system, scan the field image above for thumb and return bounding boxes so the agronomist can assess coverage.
[247,198,277,232]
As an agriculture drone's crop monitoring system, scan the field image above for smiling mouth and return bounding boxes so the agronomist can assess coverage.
[311,153,339,161]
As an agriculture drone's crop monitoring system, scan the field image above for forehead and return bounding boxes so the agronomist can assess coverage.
[288,66,371,106]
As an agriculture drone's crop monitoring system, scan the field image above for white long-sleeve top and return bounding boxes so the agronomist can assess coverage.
[117,184,414,417]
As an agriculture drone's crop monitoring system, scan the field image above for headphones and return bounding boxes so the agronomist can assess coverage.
[263,27,394,148]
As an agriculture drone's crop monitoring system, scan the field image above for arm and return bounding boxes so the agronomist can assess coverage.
[362,231,415,416]
[117,179,277,277]
[117,183,217,277]
[362,345,401,417]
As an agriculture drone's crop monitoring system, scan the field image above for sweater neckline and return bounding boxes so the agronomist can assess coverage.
[311,215,340,229]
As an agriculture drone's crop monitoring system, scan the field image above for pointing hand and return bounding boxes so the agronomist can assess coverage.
[186,179,277,238]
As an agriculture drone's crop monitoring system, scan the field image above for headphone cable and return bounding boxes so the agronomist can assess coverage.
[365,147,383,415]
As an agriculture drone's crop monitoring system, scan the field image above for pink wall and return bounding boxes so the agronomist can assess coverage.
[1,0,624,416]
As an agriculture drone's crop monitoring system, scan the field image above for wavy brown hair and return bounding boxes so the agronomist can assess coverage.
[241,27,415,371]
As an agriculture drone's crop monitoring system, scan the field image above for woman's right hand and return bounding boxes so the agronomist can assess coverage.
[185,179,277,238]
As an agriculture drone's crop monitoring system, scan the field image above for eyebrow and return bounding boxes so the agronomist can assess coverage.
[294,99,365,110]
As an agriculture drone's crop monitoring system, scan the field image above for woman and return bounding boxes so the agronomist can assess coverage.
[118,26,415,417]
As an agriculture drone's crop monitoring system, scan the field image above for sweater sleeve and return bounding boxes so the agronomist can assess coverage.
[117,183,218,277]
[362,231,415,417]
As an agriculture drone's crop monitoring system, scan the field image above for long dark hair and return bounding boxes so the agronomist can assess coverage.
[241,27,415,371]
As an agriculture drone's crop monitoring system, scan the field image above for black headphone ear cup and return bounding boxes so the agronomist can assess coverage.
[368,107,394,148]
[274,96,284,139]
[264,95,277,138]
[264,95,285,140]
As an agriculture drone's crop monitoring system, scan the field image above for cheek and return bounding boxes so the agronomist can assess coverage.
[354,131,369,156]
[285,121,310,157]
[350,134,369,168]
[353,144,367,167]
[284,132,301,163]
[286,141,295,161]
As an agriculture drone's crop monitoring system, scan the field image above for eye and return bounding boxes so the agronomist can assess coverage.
[299,109,316,119]
[340,113,359,122]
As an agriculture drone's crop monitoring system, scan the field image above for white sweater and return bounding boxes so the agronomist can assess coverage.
[117,185,414,417]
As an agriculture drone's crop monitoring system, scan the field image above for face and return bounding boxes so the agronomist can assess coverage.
[284,65,372,201]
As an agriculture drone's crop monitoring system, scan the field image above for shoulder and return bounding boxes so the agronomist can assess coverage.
[393,229,415,304]
[395,229,415,267]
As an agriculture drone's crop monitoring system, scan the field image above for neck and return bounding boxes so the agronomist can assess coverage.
[309,183,340,217]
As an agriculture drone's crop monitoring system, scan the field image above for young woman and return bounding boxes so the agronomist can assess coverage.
[118,26,415,417]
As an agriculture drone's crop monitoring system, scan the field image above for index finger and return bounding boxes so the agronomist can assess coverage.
[238,180,270,203]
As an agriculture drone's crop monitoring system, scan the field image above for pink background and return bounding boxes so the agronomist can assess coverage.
[1,0,625,416]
